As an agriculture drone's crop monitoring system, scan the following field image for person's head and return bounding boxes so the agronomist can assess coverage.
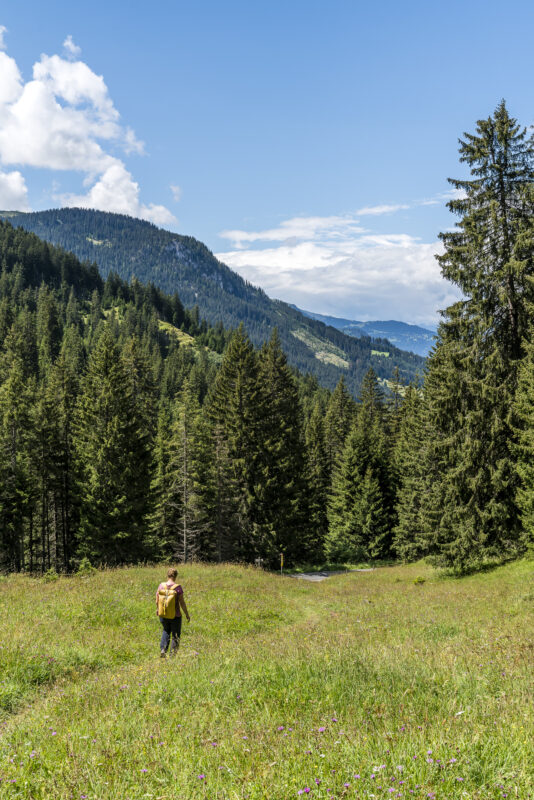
[167,567,178,581]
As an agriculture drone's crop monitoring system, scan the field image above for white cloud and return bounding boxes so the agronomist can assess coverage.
[63,35,81,59]
[0,35,174,224]
[0,169,30,210]
[60,162,176,225]
[0,25,7,51]
[356,203,410,215]
[220,215,367,248]
[170,184,182,202]
[216,215,461,327]
[0,51,22,105]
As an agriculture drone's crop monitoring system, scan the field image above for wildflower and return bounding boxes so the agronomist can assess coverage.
[318,727,326,732]
[141,769,148,773]
[198,774,206,780]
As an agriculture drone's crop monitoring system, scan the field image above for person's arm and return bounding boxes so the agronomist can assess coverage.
[155,585,161,615]
[179,593,190,622]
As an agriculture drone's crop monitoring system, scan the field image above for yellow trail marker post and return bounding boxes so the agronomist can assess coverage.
[280,553,284,576]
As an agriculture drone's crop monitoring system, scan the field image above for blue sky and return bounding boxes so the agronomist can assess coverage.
[1,0,533,326]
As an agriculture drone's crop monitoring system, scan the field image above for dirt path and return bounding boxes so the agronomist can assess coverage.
[289,568,374,582]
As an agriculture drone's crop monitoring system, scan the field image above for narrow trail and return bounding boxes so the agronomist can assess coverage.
[289,568,374,582]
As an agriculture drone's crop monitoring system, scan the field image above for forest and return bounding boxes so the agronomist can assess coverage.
[0,102,533,576]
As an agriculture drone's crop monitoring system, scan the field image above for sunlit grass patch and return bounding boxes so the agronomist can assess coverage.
[0,561,532,799]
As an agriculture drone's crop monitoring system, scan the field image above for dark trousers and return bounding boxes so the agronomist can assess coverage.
[159,615,182,653]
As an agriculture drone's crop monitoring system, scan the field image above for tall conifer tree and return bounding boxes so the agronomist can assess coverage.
[422,102,534,570]
[326,369,393,561]
[324,376,356,480]
[74,329,152,565]
[256,329,307,564]
[206,325,264,560]
[393,384,428,560]
[304,399,330,562]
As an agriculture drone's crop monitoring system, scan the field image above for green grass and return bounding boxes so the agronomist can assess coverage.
[0,561,532,799]
[291,328,350,369]
[157,319,196,345]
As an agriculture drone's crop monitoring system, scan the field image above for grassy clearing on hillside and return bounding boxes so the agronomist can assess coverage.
[0,561,532,799]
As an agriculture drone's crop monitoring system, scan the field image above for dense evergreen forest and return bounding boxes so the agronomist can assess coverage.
[0,207,425,396]
[0,102,533,576]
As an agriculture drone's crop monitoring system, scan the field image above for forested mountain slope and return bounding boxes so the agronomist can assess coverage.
[0,208,425,394]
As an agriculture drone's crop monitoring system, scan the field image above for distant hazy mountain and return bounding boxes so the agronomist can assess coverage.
[1,208,425,394]
[291,307,436,357]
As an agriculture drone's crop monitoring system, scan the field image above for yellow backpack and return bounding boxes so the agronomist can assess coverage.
[157,583,179,619]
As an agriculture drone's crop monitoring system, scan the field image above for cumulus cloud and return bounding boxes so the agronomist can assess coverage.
[60,162,177,225]
[217,214,461,327]
[0,50,22,105]
[0,169,30,210]
[0,33,175,223]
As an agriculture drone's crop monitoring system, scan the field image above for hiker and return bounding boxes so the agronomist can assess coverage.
[156,568,190,658]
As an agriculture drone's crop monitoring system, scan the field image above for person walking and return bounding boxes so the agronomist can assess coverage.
[156,567,190,657]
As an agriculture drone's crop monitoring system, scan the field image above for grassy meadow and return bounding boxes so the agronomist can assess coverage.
[0,561,532,799]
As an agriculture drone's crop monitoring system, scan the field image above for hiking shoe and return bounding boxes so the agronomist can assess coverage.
[160,650,166,658]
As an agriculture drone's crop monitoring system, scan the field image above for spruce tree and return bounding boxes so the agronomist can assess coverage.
[206,325,264,561]
[151,400,179,555]
[392,384,428,561]
[422,102,534,570]
[168,379,205,562]
[256,329,307,565]
[325,369,393,562]
[74,328,152,565]
[304,399,329,563]
[0,333,34,571]
[324,376,356,480]
[45,349,81,571]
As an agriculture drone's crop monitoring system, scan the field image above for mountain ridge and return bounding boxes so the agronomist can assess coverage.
[290,306,437,357]
[0,208,425,394]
